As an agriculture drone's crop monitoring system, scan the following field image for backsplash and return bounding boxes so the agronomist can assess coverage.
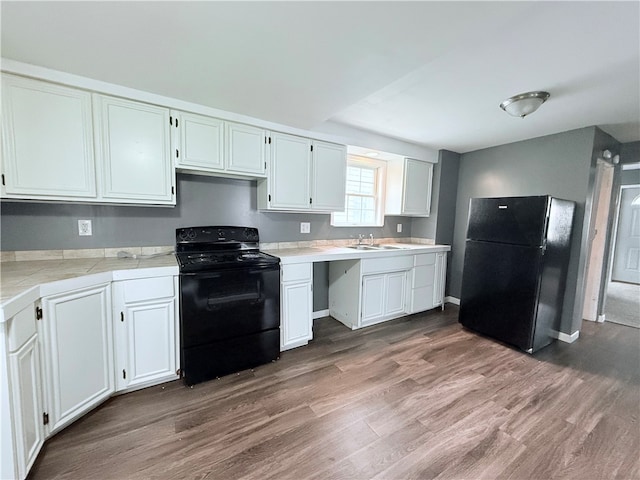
[0,238,436,262]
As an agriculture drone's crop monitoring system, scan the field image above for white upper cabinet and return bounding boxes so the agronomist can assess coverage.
[311,141,347,211]
[225,122,267,176]
[385,157,433,217]
[258,134,346,212]
[172,114,266,178]
[268,132,312,210]
[93,95,175,205]
[1,74,96,200]
[173,111,224,172]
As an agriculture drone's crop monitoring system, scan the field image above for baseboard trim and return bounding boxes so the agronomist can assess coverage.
[313,309,330,319]
[445,296,460,306]
[552,330,580,344]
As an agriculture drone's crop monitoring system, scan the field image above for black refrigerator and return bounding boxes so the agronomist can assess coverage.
[459,196,575,353]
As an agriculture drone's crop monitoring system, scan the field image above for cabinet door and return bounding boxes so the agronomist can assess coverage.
[384,271,407,317]
[281,282,312,350]
[225,122,267,176]
[175,111,224,171]
[1,74,96,199]
[311,141,346,211]
[361,274,385,325]
[42,284,114,433]
[8,334,45,480]
[94,95,174,204]
[402,159,433,216]
[269,132,311,210]
[113,277,178,391]
[117,300,177,390]
[433,252,447,307]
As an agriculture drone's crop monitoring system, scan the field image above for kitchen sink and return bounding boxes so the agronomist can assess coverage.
[346,244,408,251]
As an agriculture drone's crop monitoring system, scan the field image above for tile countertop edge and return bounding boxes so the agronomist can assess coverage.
[1,262,179,323]
[265,244,452,265]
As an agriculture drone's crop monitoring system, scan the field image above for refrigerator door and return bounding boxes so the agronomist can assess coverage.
[467,196,550,246]
[459,239,543,352]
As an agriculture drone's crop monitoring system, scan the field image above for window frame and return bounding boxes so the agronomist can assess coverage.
[331,155,386,227]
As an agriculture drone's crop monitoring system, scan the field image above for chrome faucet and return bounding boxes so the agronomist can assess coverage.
[357,234,365,245]
[369,233,374,246]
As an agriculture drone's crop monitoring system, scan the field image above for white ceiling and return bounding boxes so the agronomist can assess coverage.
[2,1,639,153]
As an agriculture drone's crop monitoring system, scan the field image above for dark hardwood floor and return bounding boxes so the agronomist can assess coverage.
[29,306,640,479]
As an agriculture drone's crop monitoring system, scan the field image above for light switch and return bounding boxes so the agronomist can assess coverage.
[397,223,403,233]
[300,222,311,234]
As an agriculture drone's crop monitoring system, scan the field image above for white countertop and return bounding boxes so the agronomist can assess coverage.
[0,255,178,320]
[264,243,451,264]
[0,242,451,321]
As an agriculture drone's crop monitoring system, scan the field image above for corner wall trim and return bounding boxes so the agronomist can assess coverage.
[445,296,460,306]
[313,309,330,320]
[552,330,580,344]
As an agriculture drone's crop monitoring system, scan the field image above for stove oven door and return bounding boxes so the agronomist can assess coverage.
[180,264,280,385]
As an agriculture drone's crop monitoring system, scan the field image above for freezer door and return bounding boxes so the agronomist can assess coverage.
[459,240,543,352]
[466,196,550,246]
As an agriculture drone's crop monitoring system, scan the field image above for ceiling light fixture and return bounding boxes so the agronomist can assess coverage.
[500,91,550,118]
[365,151,379,157]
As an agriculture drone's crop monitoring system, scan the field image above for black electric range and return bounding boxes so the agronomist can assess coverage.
[176,226,280,386]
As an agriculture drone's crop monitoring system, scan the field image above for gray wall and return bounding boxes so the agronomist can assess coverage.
[620,141,640,163]
[411,149,460,296]
[0,173,412,251]
[451,127,602,335]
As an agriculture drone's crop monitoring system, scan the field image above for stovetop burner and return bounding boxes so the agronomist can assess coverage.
[175,226,279,273]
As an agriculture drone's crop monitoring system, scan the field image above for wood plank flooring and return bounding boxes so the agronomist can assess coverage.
[29,306,640,479]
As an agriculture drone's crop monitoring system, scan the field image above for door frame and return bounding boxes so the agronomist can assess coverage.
[600,163,640,320]
[581,160,615,322]
[607,183,640,282]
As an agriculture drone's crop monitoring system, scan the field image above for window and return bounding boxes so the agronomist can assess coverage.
[331,156,385,227]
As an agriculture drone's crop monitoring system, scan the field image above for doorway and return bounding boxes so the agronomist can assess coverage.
[604,184,640,328]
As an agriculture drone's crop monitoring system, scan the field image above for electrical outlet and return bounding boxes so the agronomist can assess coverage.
[397,223,403,233]
[300,222,311,234]
[78,219,92,236]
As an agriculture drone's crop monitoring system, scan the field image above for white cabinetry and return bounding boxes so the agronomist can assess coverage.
[112,276,179,392]
[329,255,412,329]
[41,284,114,434]
[1,74,96,200]
[258,133,346,212]
[93,95,174,205]
[409,252,447,313]
[173,111,224,172]
[385,158,433,217]
[225,122,267,176]
[172,114,267,178]
[280,263,313,351]
[311,141,347,211]
[3,303,45,480]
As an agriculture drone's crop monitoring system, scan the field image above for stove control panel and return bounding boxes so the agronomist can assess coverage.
[176,226,260,245]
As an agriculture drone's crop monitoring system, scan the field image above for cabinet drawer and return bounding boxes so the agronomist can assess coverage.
[412,264,436,289]
[7,305,37,352]
[361,256,413,275]
[282,263,312,283]
[414,253,436,267]
[121,276,175,303]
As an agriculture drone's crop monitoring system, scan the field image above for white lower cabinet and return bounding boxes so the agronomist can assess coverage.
[409,252,447,313]
[361,271,409,327]
[41,284,114,434]
[3,303,45,480]
[112,276,179,392]
[280,263,313,351]
[330,256,412,329]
